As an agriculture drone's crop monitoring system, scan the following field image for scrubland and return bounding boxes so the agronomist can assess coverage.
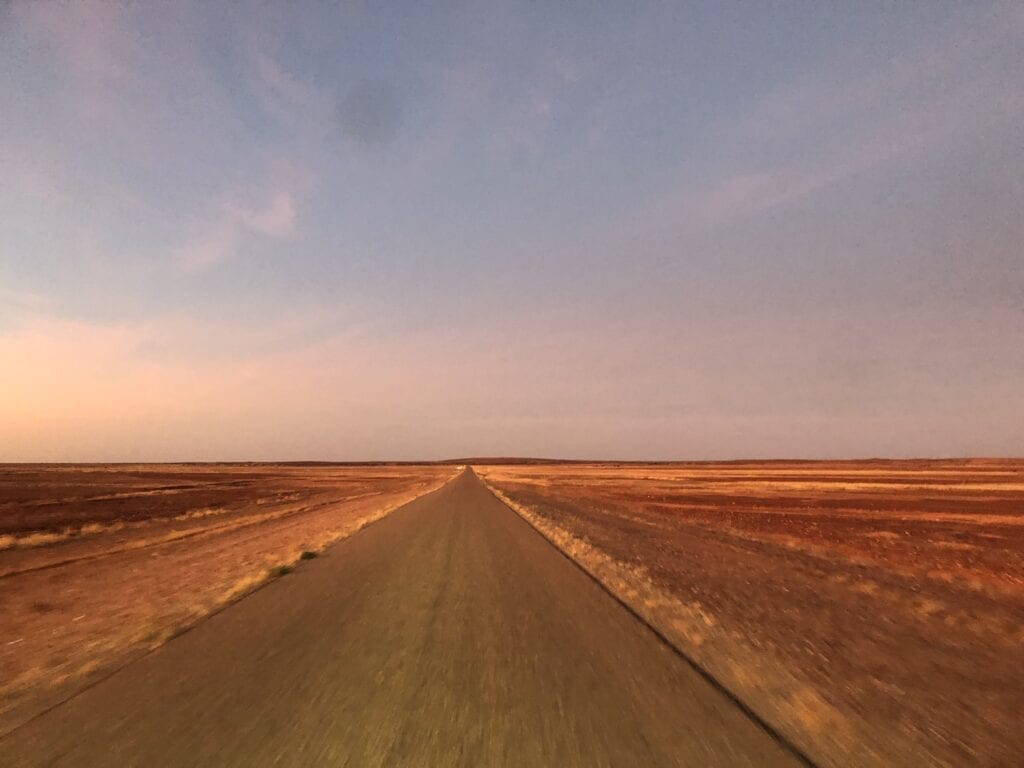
[0,463,453,733]
[477,460,1024,768]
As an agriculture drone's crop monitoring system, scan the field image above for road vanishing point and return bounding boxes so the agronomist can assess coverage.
[5,469,807,767]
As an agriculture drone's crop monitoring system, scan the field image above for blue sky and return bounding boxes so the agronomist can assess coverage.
[1,1,1022,460]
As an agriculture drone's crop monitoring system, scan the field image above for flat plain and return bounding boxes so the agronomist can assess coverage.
[477,460,1024,767]
[4,470,805,767]
[2,460,1020,767]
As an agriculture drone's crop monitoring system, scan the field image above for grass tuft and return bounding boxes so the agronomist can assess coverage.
[299,550,317,560]
[268,565,293,578]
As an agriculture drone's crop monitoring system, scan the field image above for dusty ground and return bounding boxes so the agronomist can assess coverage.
[0,463,455,733]
[5,470,805,768]
[477,460,1024,768]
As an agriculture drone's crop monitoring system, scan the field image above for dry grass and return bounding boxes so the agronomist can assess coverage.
[485,484,881,766]
[0,464,456,733]
[0,530,72,550]
[478,460,1024,768]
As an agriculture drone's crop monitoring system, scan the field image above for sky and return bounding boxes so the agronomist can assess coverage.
[1,1,1022,461]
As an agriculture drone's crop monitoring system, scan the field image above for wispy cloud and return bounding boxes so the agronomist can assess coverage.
[736,8,1022,149]
[700,81,1022,225]
[687,10,1024,225]
[234,192,296,238]
[493,53,588,157]
[698,171,823,225]
[245,45,330,134]
[14,0,138,86]
[175,190,297,271]
[4,298,1021,460]
[4,2,1022,459]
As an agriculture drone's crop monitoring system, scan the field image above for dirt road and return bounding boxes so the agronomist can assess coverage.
[4,470,805,767]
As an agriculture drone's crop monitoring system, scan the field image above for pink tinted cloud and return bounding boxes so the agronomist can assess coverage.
[697,73,1022,226]
[15,0,135,84]
[14,0,143,128]
[176,190,297,271]
[698,171,823,224]
[2,301,1021,460]
[616,9,1015,231]
[249,51,326,127]
[734,8,1023,149]
[235,192,296,238]
[175,216,240,272]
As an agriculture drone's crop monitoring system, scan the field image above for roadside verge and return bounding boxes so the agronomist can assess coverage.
[1,467,461,737]
[477,472,939,768]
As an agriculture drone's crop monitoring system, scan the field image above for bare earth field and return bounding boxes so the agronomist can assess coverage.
[477,460,1024,768]
[0,463,455,733]
[4,470,805,767]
